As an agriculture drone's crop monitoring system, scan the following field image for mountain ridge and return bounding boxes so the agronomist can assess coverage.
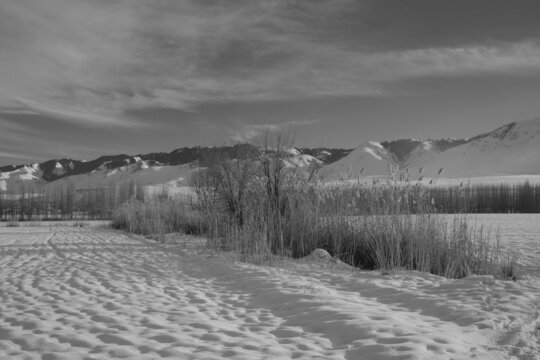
[0,145,353,192]
[4,118,540,190]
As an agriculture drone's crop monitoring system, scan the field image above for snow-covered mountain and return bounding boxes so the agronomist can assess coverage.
[321,138,468,180]
[4,118,540,191]
[407,119,540,178]
[322,118,540,181]
[0,145,351,192]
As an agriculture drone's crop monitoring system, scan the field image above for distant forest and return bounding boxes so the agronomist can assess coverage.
[428,181,540,214]
[0,181,147,221]
[1,180,540,221]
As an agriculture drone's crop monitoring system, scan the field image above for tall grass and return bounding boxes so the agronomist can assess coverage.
[112,196,205,242]
[113,182,515,279]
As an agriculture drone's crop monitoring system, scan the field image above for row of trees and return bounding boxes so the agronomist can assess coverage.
[3,145,540,223]
[0,180,146,221]
[428,181,540,213]
[310,180,540,215]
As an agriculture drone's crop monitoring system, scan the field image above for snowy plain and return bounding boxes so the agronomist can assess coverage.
[0,218,539,360]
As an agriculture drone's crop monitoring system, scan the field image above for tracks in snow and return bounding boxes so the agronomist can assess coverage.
[0,226,339,359]
[0,225,539,360]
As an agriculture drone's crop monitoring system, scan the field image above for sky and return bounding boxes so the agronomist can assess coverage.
[2,0,540,165]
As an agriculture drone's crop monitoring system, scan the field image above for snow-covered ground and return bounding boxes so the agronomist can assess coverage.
[426,175,540,187]
[326,175,540,188]
[0,220,539,359]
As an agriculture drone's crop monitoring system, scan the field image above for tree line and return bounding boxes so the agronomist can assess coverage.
[3,167,540,222]
[0,180,145,221]
[428,181,540,213]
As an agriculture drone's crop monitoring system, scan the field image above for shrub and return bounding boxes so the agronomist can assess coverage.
[112,196,205,242]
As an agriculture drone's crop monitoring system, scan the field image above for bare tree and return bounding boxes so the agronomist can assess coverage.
[191,145,258,227]
[255,130,296,254]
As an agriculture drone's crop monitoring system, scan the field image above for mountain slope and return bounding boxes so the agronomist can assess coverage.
[409,119,540,178]
[322,118,540,180]
[320,141,398,180]
[0,164,44,192]
[0,145,350,192]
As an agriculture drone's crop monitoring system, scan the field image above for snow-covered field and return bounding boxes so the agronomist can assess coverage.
[0,219,539,359]
[326,175,540,188]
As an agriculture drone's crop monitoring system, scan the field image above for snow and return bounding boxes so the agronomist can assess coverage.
[52,163,67,177]
[363,147,382,160]
[321,142,395,180]
[368,141,384,149]
[286,148,301,156]
[0,220,539,359]
[422,175,540,187]
[19,166,40,180]
[421,141,433,150]
[320,150,331,156]
[0,165,43,192]
[52,164,195,194]
[285,154,321,168]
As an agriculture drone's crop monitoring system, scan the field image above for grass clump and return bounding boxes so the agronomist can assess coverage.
[348,214,515,279]
[112,196,205,242]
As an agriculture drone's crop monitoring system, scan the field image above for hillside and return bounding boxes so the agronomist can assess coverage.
[323,118,540,181]
[319,141,398,180]
[407,120,540,178]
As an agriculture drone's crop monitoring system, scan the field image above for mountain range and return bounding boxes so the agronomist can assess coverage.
[3,118,540,192]
[0,145,352,192]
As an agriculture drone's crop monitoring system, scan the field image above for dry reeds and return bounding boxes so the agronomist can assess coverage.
[192,173,516,279]
[113,175,517,279]
[112,130,517,280]
[112,195,204,242]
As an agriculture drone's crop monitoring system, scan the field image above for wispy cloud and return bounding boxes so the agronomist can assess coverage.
[13,98,139,127]
[363,42,540,81]
[231,119,321,143]
[0,108,39,116]
[0,151,42,162]
[1,0,540,128]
